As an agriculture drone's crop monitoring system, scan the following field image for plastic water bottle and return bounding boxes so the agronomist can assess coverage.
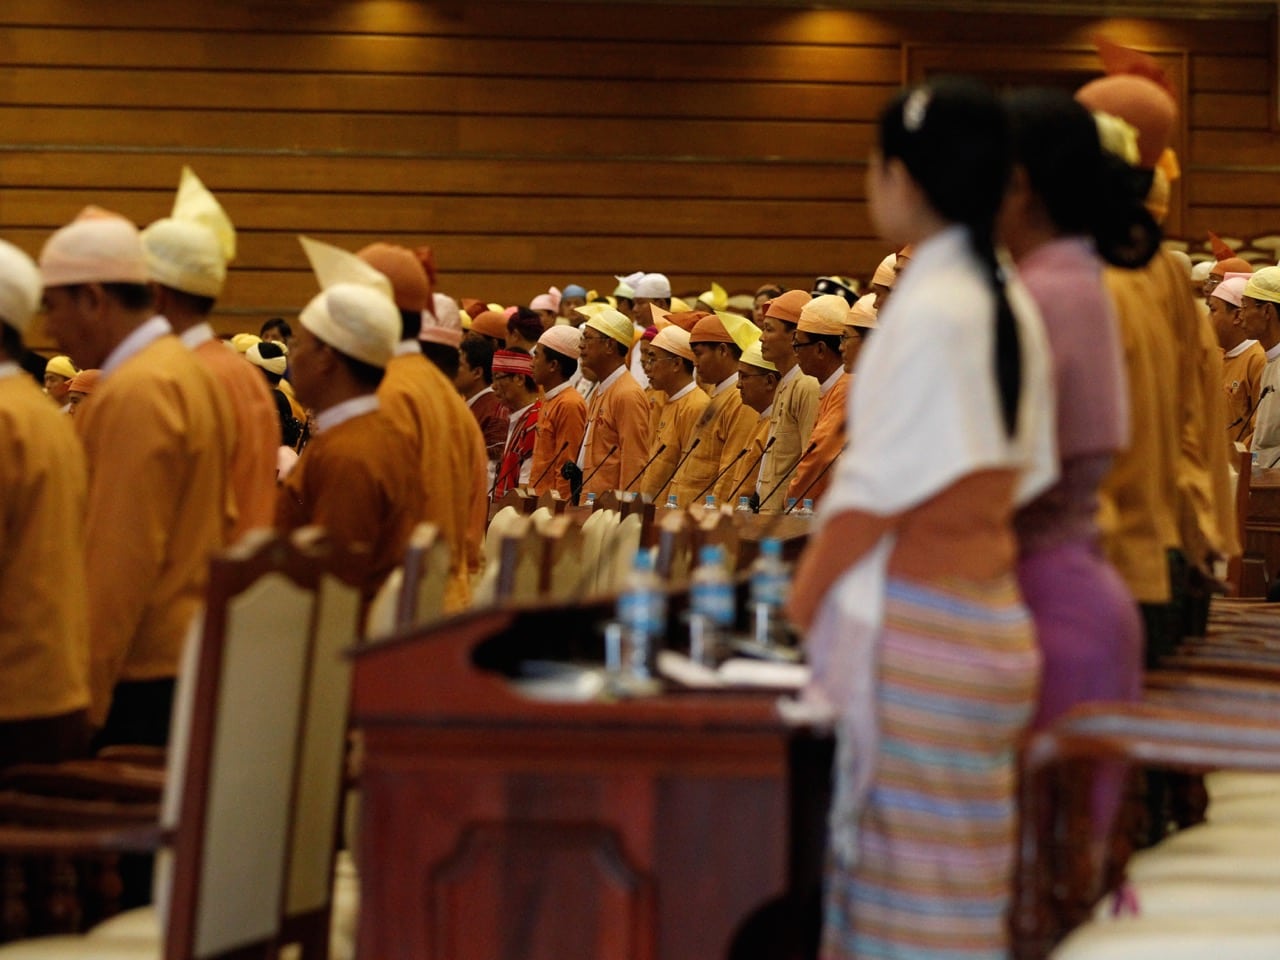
[703,494,717,512]
[689,545,734,665]
[793,498,814,518]
[585,491,597,508]
[735,495,752,513]
[785,497,798,513]
[665,493,680,510]
[750,538,790,648]
[616,549,666,680]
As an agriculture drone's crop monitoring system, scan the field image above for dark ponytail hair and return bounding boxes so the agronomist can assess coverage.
[878,75,1020,438]
[1005,87,1160,270]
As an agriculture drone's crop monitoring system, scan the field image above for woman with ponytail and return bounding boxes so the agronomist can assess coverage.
[787,76,1057,959]
[1001,88,1150,859]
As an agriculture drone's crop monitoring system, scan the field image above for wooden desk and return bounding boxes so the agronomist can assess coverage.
[350,602,826,960]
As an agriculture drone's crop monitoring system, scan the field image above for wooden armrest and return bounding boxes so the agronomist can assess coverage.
[0,822,167,856]
[94,745,167,768]
[0,790,159,828]
[0,760,165,802]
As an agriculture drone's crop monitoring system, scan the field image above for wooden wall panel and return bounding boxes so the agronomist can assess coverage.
[0,0,1275,344]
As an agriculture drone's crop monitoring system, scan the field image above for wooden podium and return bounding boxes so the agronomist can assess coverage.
[349,600,827,960]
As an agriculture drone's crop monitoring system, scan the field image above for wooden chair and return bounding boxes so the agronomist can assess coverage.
[364,524,450,638]
[654,509,694,583]
[493,515,541,604]
[0,530,365,960]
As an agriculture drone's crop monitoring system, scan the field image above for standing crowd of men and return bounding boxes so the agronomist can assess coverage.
[0,110,1261,773]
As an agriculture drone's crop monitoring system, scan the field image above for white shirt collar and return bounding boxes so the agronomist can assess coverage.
[779,364,800,386]
[1267,342,1280,364]
[760,403,773,420]
[712,371,739,397]
[315,394,380,433]
[394,339,420,357]
[544,379,572,401]
[102,315,172,378]
[666,380,698,403]
[466,385,495,409]
[593,363,627,397]
[508,400,536,424]
[0,361,19,381]
[177,322,215,350]
[1226,338,1258,360]
[819,366,843,397]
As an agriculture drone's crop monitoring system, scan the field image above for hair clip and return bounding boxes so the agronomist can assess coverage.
[903,87,931,133]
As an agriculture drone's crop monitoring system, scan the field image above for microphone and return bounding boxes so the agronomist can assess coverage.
[759,440,817,510]
[623,443,668,492]
[579,443,619,493]
[691,446,748,505]
[529,440,571,491]
[560,461,584,505]
[654,437,702,501]
[785,442,848,513]
[726,435,777,504]
[1237,385,1275,442]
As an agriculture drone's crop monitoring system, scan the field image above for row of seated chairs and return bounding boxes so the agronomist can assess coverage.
[1017,596,1280,958]
[0,528,367,960]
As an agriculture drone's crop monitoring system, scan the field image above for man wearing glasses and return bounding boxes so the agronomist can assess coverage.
[788,295,850,508]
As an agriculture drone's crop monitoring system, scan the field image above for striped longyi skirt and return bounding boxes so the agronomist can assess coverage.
[822,574,1040,960]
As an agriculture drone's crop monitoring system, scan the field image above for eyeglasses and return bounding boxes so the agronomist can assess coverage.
[738,370,775,380]
[580,332,611,346]
[839,329,867,343]
[791,338,821,350]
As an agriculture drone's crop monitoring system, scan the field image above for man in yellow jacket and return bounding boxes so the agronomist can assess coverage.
[40,206,236,746]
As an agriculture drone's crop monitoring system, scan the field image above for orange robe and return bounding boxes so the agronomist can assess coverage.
[579,366,651,499]
[0,369,90,722]
[1098,265,1182,603]
[76,333,236,725]
[759,365,819,514]
[1222,340,1266,450]
[673,376,757,507]
[788,370,848,509]
[643,382,710,503]
[277,403,423,601]
[192,333,278,540]
[529,380,588,499]
[726,410,771,509]
[379,349,485,610]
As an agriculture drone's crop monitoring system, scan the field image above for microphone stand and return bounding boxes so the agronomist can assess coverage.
[690,447,748,506]
[785,442,848,513]
[758,440,817,511]
[1237,385,1274,443]
[528,440,571,492]
[576,443,619,502]
[726,435,777,506]
[653,438,702,502]
[622,443,668,493]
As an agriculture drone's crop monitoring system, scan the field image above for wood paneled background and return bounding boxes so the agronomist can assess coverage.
[0,0,1275,342]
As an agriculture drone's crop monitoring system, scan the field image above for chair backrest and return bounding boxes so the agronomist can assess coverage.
[279,529,366,960]
[693,511,740,571]
[494,515,542,603]
[655,510,693,583]
[158,531,318,960]
[396,523,450,630]
[541,515,585,601]
[602,511,645,594]
[577,508,619,595]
